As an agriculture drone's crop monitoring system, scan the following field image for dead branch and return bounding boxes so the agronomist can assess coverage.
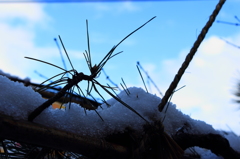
[0,113,129,159]
[173,133,240,159]
[158,0,226,112]
[1,113,240,159]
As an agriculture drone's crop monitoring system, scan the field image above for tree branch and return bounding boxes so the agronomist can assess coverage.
[173,133,240,159]
[1,113,240,159]
[158,0,226,112]
[0,113,129,159]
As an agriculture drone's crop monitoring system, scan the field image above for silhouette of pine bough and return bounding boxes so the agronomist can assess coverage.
[26,16,156,122]
[0,113,239,159]
[38,86,102,109]
[0,70,102,111]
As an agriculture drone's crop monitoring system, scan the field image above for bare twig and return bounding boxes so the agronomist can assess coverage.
[220,37,240,49]
[137,61,162,96]
[158,0,226,112]
[136,64,149,93]
[217,15,240,26]
[102,68,121,91]
[0,114,129,159]
[173,133,240,159]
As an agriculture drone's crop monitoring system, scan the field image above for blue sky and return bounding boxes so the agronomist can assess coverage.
[0,0,240,134]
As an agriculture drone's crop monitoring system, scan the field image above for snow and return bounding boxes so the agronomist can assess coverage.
[185,147,224,159]
[0,74,239,158]
[223,131,240,152]
[0,74,44,120]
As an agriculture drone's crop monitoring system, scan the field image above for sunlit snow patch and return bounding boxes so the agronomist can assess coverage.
[0,74,239,156]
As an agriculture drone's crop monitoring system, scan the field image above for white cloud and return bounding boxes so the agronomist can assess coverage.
[0,3,55,78]
[140,33,240,135]
[0,3,50,27]
[199,36,225,55]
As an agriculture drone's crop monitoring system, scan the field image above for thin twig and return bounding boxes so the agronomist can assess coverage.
[136,64,148,93]
[94,79,148,123]
[120,83,129,96]
[220,37,240,49]
[54,38,68,75]
[121,78,130,94]
[102,68,121,91]
[28,72,92,121]
[158,0,226,112]
[137,61,162,96]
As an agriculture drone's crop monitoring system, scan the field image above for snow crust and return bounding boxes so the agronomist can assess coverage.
[0,74,239,157]
[0,75,45,119]
[185,147,224,159]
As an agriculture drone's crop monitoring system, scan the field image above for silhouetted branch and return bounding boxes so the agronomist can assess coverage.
[158,0,226,112]
[217,15,240,26]
[0,113,129,159]
[1,113,239,158]
[173,133,240,159]
[220,37,240,49]
[102,68,121,91]
[137,61,163,96]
